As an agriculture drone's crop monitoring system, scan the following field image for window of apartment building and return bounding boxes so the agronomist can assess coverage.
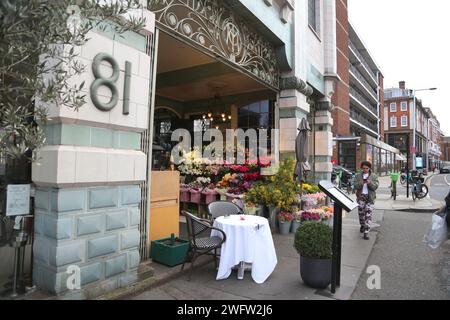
[401,115,408,127]
[308,0,320,34]
[400,101,408,111]
[390,102,397,112]
[390,116,397,128]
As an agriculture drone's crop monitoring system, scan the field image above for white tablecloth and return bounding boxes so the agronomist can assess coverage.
[211,215,277,284]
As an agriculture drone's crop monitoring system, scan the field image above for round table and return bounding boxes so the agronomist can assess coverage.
[211,215,277,284]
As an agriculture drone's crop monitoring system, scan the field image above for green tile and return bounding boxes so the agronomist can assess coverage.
[112,131,120,149]
[61,124,90,146]
[91,128,113,148]
[119,132,141,150]
[43,125,54,145]
[52,124,62,145]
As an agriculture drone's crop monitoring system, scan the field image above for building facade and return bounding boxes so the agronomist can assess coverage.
[441,136,450,163]
[330,11,396,174]
[384,81,442,171]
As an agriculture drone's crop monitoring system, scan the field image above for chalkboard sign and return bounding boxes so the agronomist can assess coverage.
[6,184,30,216]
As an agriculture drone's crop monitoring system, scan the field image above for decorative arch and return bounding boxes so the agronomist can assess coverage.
[148,0,280,90]
[155,106,182,119]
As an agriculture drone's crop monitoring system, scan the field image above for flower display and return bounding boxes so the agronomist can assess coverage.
[302,183,321,194]
[277,211,295,223]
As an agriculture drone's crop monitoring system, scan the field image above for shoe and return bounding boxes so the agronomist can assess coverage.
[360,226,365,233]
[363,233,370,240]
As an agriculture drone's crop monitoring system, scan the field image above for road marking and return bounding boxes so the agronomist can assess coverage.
[444,175,450,186]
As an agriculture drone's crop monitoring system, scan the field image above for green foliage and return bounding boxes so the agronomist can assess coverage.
[294,221,333,259]
[244,158,301,210]
[0,0,145,160]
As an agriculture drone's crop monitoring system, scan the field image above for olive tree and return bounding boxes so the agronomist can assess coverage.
[0,0,145,160]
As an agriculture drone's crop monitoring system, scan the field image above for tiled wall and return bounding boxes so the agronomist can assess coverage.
[33,186,141,294]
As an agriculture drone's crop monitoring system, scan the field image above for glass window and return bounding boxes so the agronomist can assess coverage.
[390,116,397,128]
[308,0,320,33]
[390,102,397,112]
[338,141,356,172]
[401,116,408,127]
[400,101,408,111]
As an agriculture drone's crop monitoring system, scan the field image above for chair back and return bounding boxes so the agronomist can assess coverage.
[207,201,243,220]
[183,211,211,246]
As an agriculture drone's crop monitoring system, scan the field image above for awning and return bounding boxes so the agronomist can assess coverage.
[395,154,407,161]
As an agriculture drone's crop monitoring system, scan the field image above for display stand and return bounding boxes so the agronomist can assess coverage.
[319,180,358,294]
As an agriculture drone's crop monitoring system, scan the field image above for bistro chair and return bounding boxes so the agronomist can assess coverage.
[181,211,226,280]
[207,201,243,222]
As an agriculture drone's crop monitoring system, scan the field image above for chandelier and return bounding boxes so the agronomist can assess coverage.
[201,94,232,129]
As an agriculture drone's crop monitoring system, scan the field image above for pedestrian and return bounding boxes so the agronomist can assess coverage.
[355,161,379,240]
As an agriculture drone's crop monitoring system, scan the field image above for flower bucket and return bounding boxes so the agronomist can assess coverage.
[216,189,228,201]
[278,221,292,235]
[190,189,201,203]
[180,188,190,202]
[244,205,258,216]
[202,189,218,205]
[291,220,301,233]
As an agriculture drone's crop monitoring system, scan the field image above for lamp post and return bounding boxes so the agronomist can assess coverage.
[411,87,437,171]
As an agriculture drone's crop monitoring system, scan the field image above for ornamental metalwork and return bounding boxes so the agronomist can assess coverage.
[148,0,280,89]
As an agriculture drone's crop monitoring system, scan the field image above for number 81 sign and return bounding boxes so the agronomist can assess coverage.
[90,53,131,115]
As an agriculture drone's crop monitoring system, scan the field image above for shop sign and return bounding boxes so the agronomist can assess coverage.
[6,184,30,216]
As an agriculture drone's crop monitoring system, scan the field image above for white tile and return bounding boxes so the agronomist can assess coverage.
[76,94,111,125]
[129,75,150,106]
[81,31,114,61]
[109,102,137,130]
[138,52,151,79]
[135,104,149,130]
[113,41,140,75]
[56,146,77,184]
[32,146,59,185]
[134,152,147,181]
[107,150,136,182]
[75,147,108,184]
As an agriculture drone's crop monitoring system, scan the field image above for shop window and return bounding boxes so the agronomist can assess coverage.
[401,116,408,127]
[238,100,275,155]
[338,141,356,172]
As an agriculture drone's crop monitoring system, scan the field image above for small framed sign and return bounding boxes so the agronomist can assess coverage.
[6,184,31,216]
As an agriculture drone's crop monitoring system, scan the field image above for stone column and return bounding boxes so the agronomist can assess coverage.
[279,77,313,160]
[32,12,155,295]
[313,101,334,183]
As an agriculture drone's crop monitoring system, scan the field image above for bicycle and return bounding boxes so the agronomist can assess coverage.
[410,173,429,201]
[389,172,401,201]
[345,173,356,195]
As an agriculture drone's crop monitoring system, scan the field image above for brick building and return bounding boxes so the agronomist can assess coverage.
[440,136,450,163]
[384,81,442,171]
[331,7,397,174]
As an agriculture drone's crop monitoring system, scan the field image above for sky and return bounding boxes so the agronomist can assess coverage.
[348,0,450,136]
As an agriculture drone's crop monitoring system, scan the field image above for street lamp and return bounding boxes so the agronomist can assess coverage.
[411,87,437,170]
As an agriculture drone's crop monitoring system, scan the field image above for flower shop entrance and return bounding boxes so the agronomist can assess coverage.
[147,30,278,248]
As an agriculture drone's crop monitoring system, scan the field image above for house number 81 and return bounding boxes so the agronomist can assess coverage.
[90,53,131,115]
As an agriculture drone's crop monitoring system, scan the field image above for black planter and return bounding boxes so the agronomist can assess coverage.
[300,256,331,289]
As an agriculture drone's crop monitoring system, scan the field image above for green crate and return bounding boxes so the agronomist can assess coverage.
[150,236,190,267]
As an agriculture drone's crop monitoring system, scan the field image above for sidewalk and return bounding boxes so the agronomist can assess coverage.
[357,174,444,213]
[117,209,383,301]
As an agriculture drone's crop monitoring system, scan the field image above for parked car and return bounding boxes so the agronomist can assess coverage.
[440,166,450,174]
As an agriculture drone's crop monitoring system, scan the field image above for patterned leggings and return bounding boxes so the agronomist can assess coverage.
[358,194,373,233]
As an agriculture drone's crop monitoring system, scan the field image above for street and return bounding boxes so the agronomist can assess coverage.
[351,173,450,300]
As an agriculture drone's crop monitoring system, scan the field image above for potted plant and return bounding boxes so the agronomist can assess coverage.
[277,211,294,235]
[294,221,333,289]
[151,233,190,267]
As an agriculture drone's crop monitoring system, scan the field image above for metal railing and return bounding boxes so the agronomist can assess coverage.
[349,64,378,99]
[349,87,378,117]
[350,108,378,133]
[349,40,378,80]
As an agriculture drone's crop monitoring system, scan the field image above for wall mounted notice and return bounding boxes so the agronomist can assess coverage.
[6,184,30,216]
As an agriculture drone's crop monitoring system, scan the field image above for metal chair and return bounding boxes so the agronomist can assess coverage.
[181,211,226,280]
[207,201,243,221]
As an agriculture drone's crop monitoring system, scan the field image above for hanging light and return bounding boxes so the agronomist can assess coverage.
[202,114,206,119]
[221,113,225,118]
[208,112,212,118]
[228,115,232,120]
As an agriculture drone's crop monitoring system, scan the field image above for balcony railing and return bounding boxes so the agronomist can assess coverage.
[349,87,378,117]
[350,109,378,133]
[348,40,378,80]
[349,64,378,99]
